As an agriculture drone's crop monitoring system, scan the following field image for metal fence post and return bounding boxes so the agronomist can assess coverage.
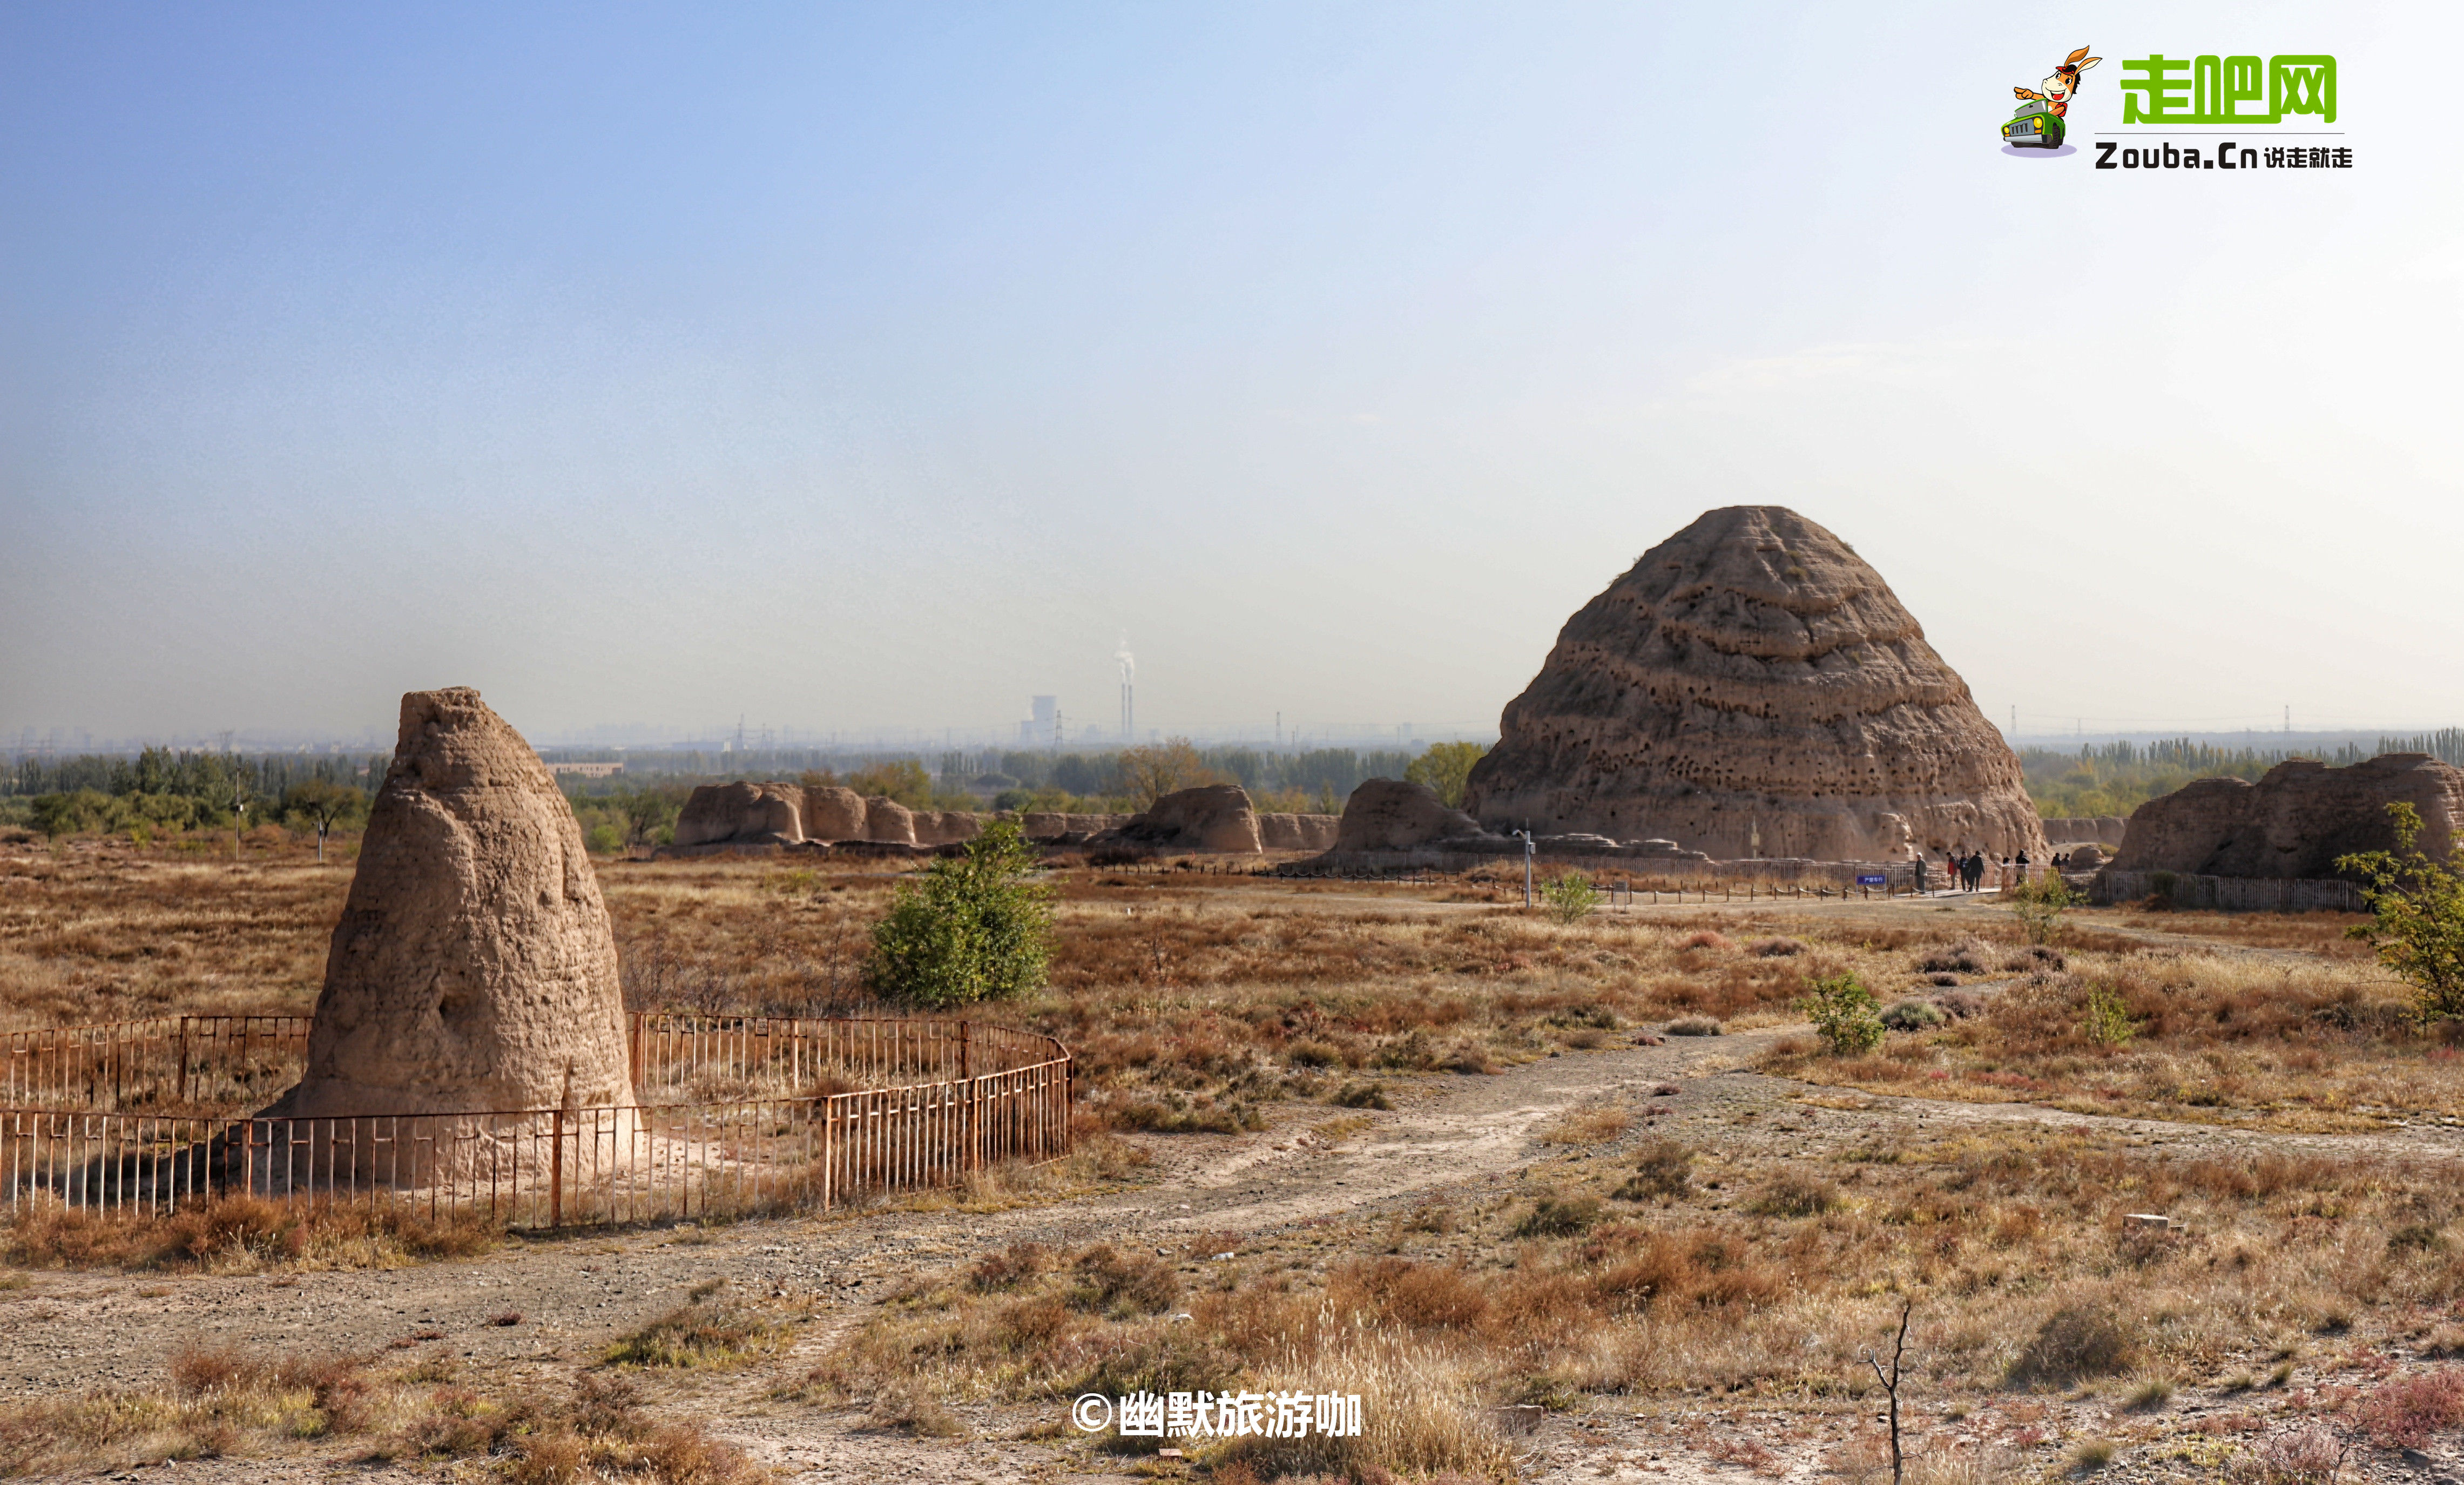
[958,1021,976,1173]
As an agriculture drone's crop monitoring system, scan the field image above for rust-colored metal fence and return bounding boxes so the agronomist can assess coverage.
[0,1014,1071,1230]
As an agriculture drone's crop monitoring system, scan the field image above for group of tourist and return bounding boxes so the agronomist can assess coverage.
[1915,848,2031,894]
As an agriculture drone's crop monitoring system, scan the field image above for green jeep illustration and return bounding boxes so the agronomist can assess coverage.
[2002,100,2064,148]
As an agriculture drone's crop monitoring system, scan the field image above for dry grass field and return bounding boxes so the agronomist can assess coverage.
[3,833,2463,1482]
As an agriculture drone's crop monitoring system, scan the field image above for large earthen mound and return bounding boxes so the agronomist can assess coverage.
[1463,507,2043,861]
[271,688,636,1123]
[1103,785,1265,853]
[802,786,868,842]
[2112,754,2464,878]
[864,796,918,846]
[674,781,804,847]
[1334,779,1495,853]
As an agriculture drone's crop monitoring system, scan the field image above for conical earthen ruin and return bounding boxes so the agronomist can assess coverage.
[267,687,636,1127]
[1463,507,2046,861]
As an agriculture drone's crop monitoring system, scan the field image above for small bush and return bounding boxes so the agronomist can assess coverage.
[1744,1174,1839,1217]
[605,1292,797,1370]
[1916,939,1989,975]
[1677,931,1731,951]
[1541,872,1603,924]
[865,820,1052,1007]
[1749,937,1803,957]
[2343,802,2464,1022]
[866,1381,964,1438]
[1333,1081,1394,1110]
[2010,872,2076,946]
[1284,1039,1345,1068]
[1664,1017,1723,1037]
[499,1375,768,1485]
[2008,1304,2136,1388]
[2253,1426,2344,1482]
[1514,1196,1602,1238]
[1442,1042,1500,1074]
[2356,1368,2464,1450]
[1069,1245,1179,1317]
[1880,998,1943,1032]
[1614,1139,1694,1201]
[1932,989,1985,1019]
[968,1241,1052,1292]
[1074,1322,1242,1400]
[2080,981,2137,1047]
[1802,973,1884,1056]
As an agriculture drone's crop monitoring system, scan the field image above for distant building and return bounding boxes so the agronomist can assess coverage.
[544,761,625,778]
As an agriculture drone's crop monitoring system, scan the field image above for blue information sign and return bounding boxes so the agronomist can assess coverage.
[1855,873,1887,886]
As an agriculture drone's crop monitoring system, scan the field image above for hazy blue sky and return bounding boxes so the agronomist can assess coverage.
[2,2,2453,747]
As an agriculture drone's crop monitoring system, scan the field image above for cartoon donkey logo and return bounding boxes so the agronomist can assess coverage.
[2015,45,2101,118]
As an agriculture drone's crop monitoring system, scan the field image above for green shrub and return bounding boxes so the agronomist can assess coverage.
[1801,973,1884,1055]
[2080,982,2137,1046]
[2010,870,2076,944]
[30,789,121,838]
[1540,872,1602,924]
[865,821,1053,1008]
[2341,802,2464,1023]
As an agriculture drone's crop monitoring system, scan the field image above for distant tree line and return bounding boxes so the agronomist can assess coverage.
[2020,736,2398,819]
[2379,729,2464,769]
[1,748,386,840]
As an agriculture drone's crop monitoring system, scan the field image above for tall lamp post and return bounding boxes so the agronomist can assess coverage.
[1513,829,1535,909]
